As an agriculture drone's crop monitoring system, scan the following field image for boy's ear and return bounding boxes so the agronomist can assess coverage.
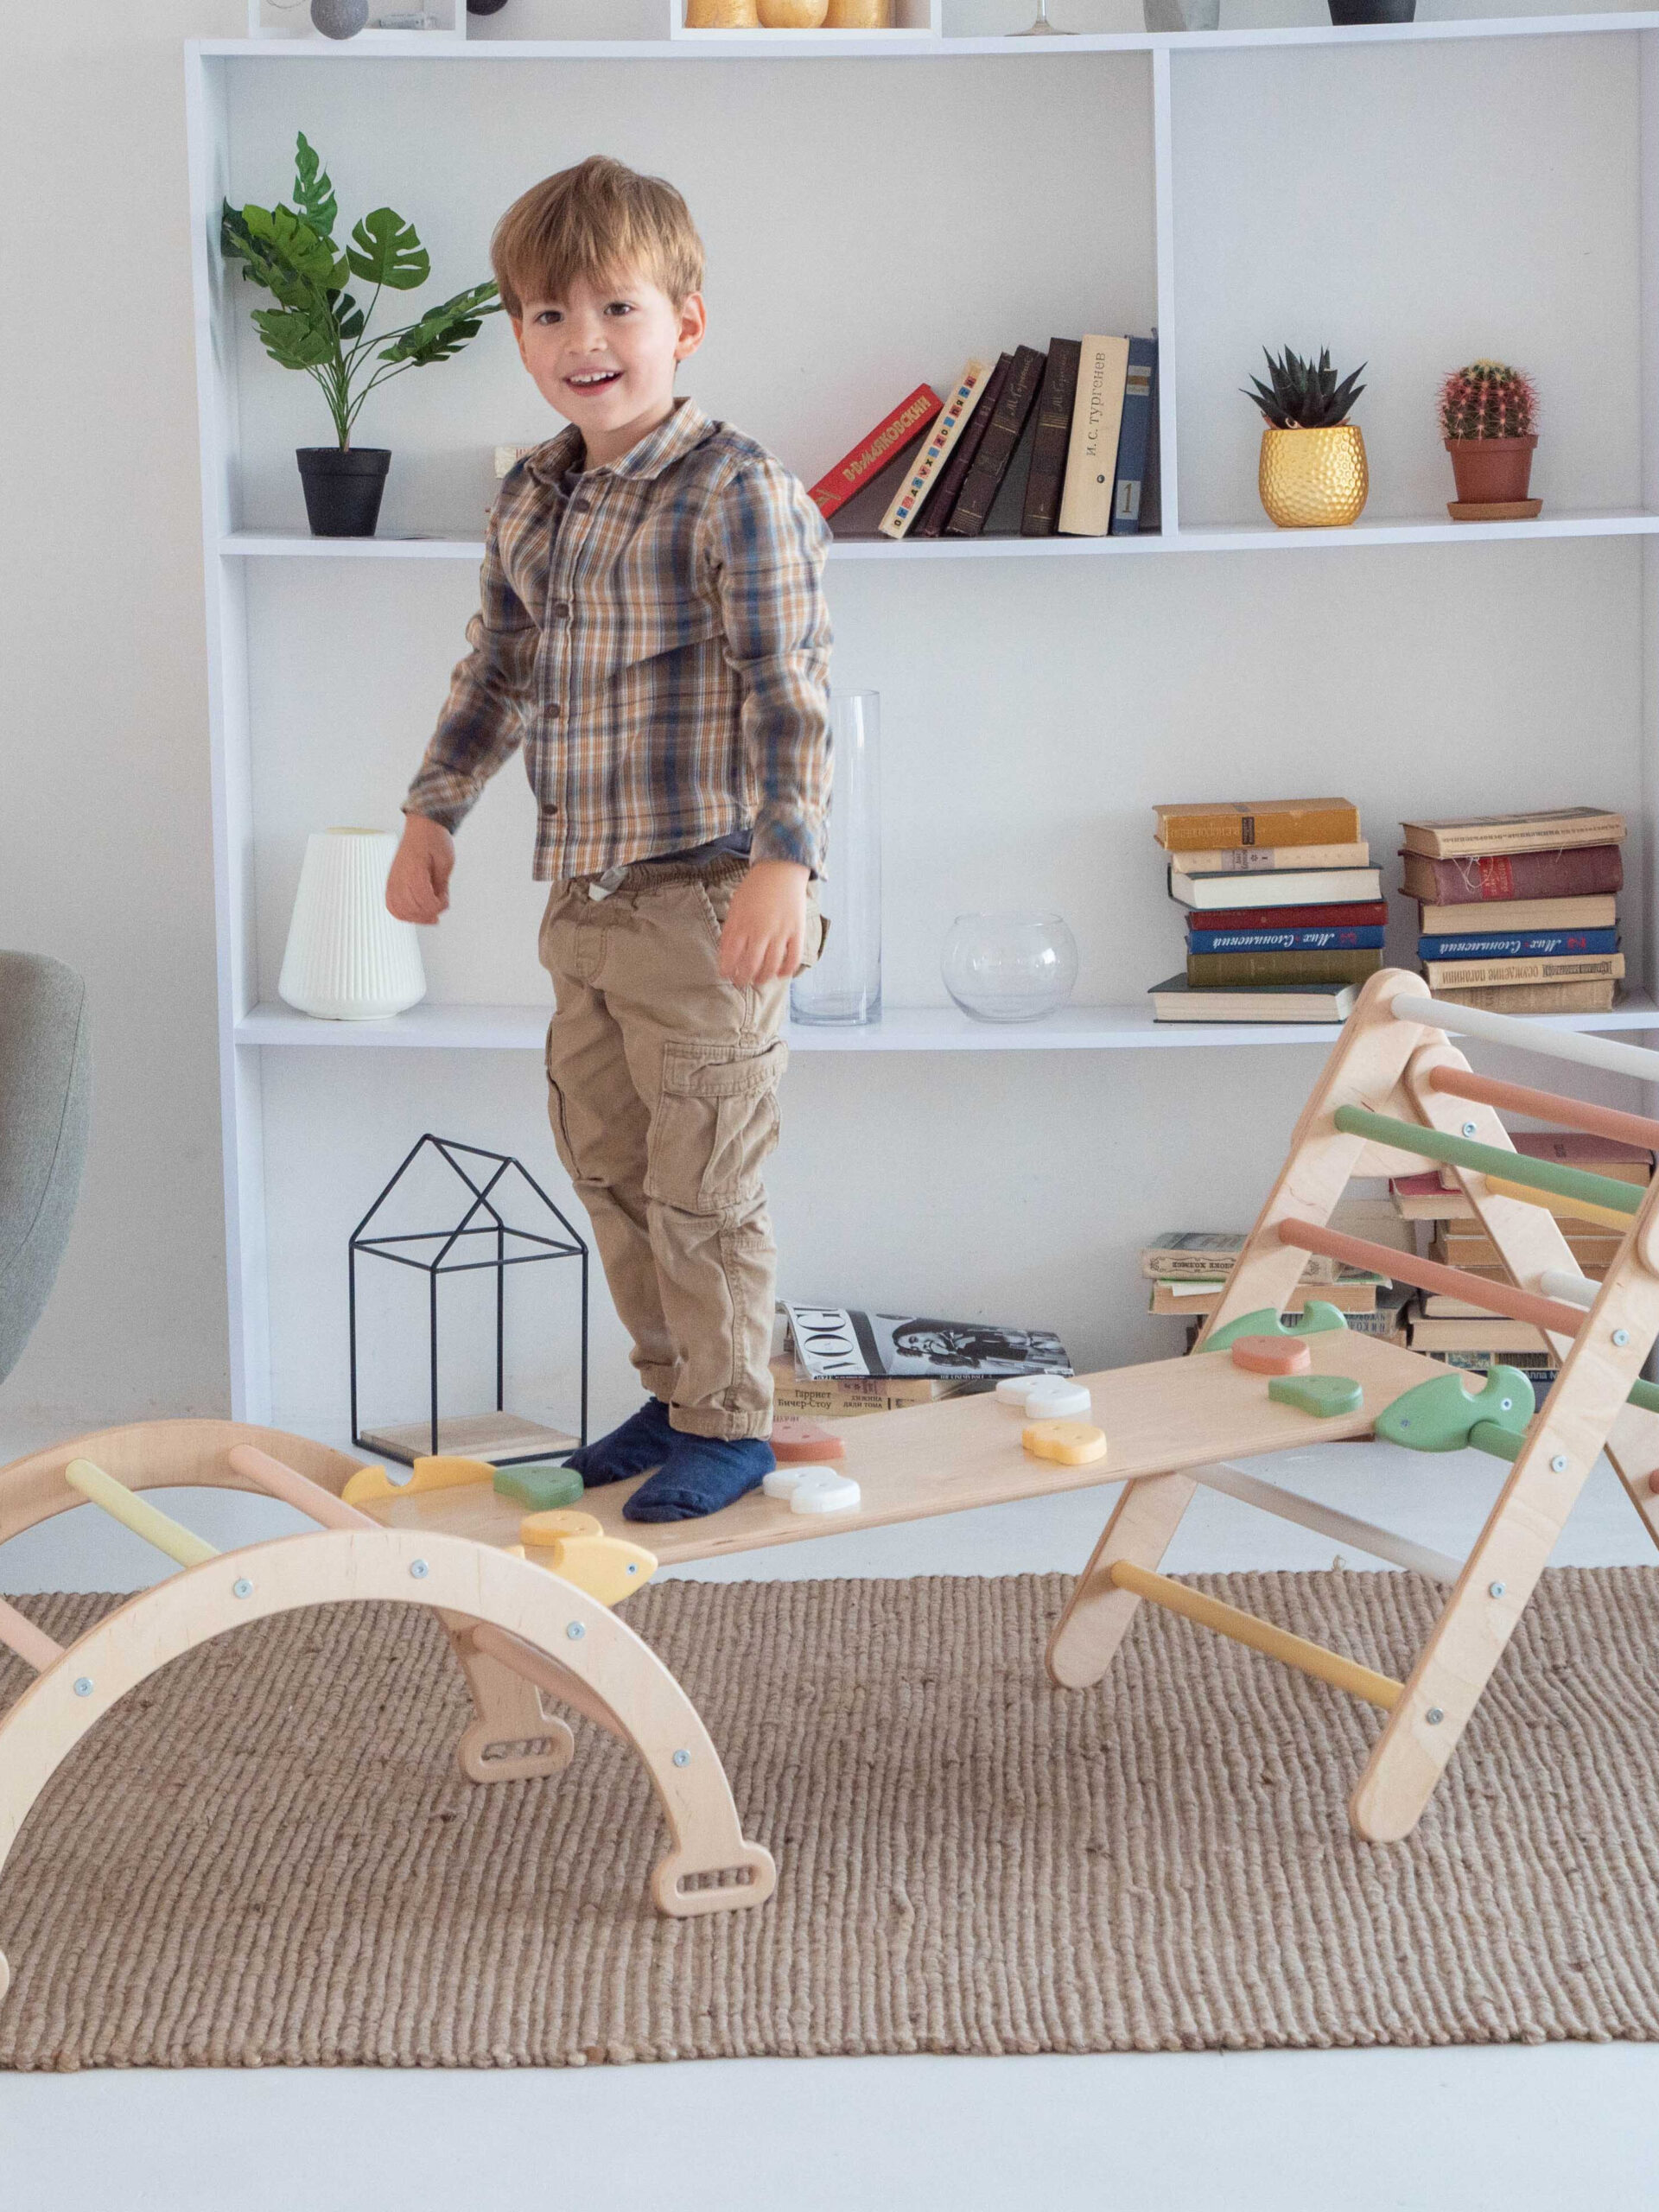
[675,292,707,364]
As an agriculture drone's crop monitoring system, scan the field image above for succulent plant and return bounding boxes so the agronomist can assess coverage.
[1439,360,1537,442]
[1242,346,1367,429]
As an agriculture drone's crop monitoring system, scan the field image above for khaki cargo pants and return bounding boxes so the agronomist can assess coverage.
[538,852,822,1441]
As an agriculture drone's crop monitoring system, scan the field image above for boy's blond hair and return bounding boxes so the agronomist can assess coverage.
[490,155,705,321]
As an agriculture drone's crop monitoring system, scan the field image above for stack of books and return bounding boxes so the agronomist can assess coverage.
[809,335,1159,543]
[1147,798,1385,1023]
[1400,805,1626,1016]
[1389,1132,1652,1400]
[1144,1206,1413,1345]
[772,1302,1071,1419]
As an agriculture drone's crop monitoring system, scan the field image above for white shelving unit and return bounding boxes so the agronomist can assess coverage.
[187,14,1659,1422]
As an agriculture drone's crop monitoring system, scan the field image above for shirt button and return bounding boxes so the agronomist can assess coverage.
[548,702,562,717]
[552,601,572,621]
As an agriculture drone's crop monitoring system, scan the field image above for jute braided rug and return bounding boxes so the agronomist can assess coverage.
[3,1567,1659,2070]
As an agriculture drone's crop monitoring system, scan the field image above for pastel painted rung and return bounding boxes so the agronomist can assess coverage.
[1109,1560,1402,1710]
[1482,1174,1637,1234]
[63,1459,219,1569]
[1331,1104,1643,1216]
[0,1595,65,1675]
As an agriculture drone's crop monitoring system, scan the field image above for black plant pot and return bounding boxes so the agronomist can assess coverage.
[1328,0,1414,18]
[296,447,391,537]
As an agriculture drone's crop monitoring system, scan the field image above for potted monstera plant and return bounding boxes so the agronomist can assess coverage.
[221,132,501,536]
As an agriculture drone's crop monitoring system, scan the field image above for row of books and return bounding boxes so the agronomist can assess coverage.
[1146,797,1385,1023]
[809,335,1159,543]
[1401,804,1626,1017]
[1144,1207,1411,1339]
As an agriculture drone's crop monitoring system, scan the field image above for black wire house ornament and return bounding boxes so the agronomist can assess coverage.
[348,1135,588,1468]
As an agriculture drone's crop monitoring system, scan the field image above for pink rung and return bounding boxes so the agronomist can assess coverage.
[1278,1219,1586,1340]
[1426,1066,1659,1154]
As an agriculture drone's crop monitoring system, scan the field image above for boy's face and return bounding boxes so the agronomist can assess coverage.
[511,264,706,465]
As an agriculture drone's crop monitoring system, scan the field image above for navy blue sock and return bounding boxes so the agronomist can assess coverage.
[564,1397,675,1487]
[624,1432,776,1522]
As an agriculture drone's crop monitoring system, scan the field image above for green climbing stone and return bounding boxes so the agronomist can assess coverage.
[1374,1366,1534,1454]
[1268,1373,1364,1419]
[493,1460,586,1510]
[1204,1301,1350,1354]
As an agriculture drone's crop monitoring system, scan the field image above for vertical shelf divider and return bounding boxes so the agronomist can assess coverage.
[188,48,272,1422]
[1151,44,1180,539]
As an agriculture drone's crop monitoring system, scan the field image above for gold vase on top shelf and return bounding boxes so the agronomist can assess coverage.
[824,0,895,22]
[684,0,760,23]
[758,0,830,20]
[1258,424,1370,528]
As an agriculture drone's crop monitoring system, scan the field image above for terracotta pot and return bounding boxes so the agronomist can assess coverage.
[1257,423,1369,529]
[1445,435,1537,505]
[758,0,830,20]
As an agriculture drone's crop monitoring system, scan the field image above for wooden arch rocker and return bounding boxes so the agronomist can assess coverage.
[0,1422,774,2004]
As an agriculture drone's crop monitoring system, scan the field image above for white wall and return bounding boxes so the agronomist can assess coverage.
[4,0,1657,1458]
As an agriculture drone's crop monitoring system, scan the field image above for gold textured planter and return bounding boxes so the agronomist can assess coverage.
[1258,423,1369,529]
[684,0,760,22]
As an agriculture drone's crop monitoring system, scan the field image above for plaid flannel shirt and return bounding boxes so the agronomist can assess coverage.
[403,397,833,880]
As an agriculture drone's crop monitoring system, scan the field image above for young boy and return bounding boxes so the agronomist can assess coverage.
[386,156,831,1523]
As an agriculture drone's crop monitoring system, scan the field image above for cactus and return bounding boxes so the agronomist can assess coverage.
[1440,359,1537,442]
[1242,346,1366,429]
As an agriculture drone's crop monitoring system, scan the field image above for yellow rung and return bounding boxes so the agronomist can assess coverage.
[1483,1174,1637,1235]
[1109,1560,1403,1711]
[64,1459,219,1570]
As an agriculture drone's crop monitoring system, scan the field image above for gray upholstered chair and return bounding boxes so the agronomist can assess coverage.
[0,952,92,1387]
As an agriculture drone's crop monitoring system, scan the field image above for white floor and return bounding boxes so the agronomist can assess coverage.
[4,1411,1659,2210]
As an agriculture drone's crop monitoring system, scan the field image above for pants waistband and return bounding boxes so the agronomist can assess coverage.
[567,849,751,901]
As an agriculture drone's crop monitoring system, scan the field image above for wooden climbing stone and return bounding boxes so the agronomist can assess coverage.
[1268,1374,1363,1419]
[770,1418,847,1464]
[1230,1336,1313,1376]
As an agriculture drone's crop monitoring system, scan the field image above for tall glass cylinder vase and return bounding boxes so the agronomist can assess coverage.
[791,690,881,1026]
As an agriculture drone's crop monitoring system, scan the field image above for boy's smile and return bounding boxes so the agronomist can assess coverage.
[512,264,706,469]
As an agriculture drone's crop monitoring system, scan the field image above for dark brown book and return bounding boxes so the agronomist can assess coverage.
[827,428,931,539]
[946,345,1047,537]
[1020,338,1081,537]
[912,353,1012,539]
[1399,845,1624,906]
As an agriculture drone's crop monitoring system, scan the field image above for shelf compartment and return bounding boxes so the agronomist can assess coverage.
[235,995,1659,1053]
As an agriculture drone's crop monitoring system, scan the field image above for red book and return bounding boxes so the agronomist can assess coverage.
[1185,900,1387,933]
[1399,845,1624,906]
[809,385,943,520]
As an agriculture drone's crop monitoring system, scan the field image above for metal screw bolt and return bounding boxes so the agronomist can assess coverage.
[1489,1581,1506,1599]
[232,1578,253,1599]
[73,1677,93,1698]
[626,1563,639,1575]
[410,1559,429,1580]
[1614,1330,1630,1348]
[672,1749,690,1768]
[1426,1707,1444,1726]
[1551,1456,1568,1474]
[1461,1122,1478,1138]
[1498,1397,1514,1413]
[567,1622,585,1641]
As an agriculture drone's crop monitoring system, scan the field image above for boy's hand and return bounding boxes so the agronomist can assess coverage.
[719,860,810,988]
[386,812,455,925]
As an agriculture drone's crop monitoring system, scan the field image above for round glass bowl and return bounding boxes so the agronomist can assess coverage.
[940,912,1079,1023]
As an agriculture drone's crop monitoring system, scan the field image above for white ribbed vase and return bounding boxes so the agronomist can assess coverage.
[278,828,426,1020]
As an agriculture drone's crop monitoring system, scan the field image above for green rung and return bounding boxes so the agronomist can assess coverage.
[1202,1302,1349,1353]
[1629,1377,1659,1417]
[1376,1365,1535,1454]
[1332,1105,1643,1217]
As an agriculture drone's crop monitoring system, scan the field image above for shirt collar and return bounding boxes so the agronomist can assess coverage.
[524,396,711,490]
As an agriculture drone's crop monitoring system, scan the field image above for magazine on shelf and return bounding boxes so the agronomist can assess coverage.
[785,1305,1071,1381]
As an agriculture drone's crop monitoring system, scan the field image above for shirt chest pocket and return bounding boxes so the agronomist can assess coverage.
[645,1038,789,1214]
